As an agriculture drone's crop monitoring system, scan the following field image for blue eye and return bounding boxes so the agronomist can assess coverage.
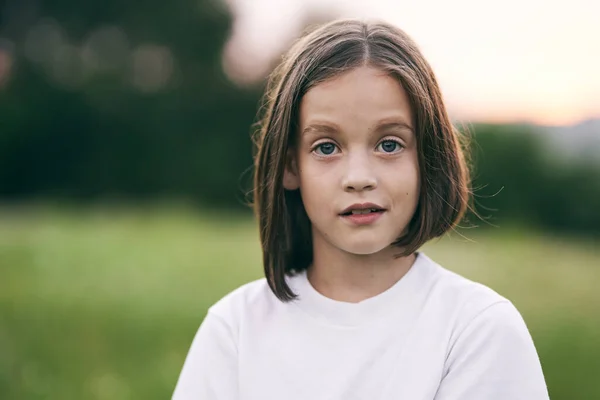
[378,140,401,153]
[315,142,337,155]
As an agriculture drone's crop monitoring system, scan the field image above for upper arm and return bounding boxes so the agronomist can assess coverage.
[434,301,549,400]
[172,311,238,400]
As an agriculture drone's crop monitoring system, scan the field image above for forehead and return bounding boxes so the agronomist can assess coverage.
[299,66,413,131]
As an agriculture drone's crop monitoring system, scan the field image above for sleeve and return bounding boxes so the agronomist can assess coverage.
[434,301,549,400]
[172,311,238,400]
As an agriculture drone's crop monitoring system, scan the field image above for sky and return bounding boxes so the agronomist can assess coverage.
[221,0,600,126]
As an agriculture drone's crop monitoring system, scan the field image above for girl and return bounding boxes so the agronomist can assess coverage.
[173,19,549,400]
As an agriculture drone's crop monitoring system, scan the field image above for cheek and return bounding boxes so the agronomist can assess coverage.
[298,159,335,190]
[300,175,329,209]
[399,182,419,206]
[402,153,420,194]
[297,165,337,217]
[384,160,419,194]
[408,174,421,205]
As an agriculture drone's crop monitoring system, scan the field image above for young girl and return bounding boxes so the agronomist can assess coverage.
[173,19,549,399]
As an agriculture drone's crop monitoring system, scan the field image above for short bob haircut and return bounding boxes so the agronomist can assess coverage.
[253,19,471,302]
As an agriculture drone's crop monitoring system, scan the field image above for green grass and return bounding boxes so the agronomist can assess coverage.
[1,204,599,399]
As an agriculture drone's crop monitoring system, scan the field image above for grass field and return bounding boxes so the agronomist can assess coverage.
[1,204,599,399]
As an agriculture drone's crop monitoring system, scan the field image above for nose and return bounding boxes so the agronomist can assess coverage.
[342,152,377,192]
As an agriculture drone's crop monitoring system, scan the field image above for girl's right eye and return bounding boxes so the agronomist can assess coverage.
[313,142,338,156]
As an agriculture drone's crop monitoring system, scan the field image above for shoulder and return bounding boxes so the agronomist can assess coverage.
[206,277,277,329]
[419,253,522,335]
[420,255,547,397]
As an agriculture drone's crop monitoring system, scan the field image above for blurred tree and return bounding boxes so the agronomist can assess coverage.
[0,0,261,206]
[469,124,600,235]
[469,124,547,223]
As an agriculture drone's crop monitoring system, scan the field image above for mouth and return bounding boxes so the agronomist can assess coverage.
[339,203,387,216]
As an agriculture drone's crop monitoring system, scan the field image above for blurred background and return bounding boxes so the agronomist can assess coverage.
[0,0,598,398]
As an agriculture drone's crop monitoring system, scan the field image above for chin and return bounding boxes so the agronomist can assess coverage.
[339,240,390,256]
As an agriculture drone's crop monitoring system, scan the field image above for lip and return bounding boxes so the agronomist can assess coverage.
[339,202,386,215]
[341,211,385,225]
[338,202,387,226]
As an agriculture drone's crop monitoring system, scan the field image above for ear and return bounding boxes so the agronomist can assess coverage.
[283,150,300,190]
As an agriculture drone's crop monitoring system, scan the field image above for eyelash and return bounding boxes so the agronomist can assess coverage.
[312,138,404,156]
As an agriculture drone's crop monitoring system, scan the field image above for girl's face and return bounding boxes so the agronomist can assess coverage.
[284,66,420,256]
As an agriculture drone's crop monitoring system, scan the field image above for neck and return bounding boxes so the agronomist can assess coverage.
[306,235,417,304]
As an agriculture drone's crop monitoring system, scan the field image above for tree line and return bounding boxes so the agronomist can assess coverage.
[0,0,598,235]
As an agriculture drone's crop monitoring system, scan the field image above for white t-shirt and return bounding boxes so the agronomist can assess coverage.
[173,252,549,400]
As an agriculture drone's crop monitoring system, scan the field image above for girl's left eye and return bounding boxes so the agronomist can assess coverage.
[377,140,402,153]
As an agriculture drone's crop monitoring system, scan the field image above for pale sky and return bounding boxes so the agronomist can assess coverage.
[222,0,600,126]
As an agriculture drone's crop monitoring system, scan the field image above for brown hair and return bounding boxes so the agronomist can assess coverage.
[252,19,471,302]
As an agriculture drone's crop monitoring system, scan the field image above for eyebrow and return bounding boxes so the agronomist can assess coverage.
[376,121,414,133]
[301,119,414,138]
[301,123,340,137]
